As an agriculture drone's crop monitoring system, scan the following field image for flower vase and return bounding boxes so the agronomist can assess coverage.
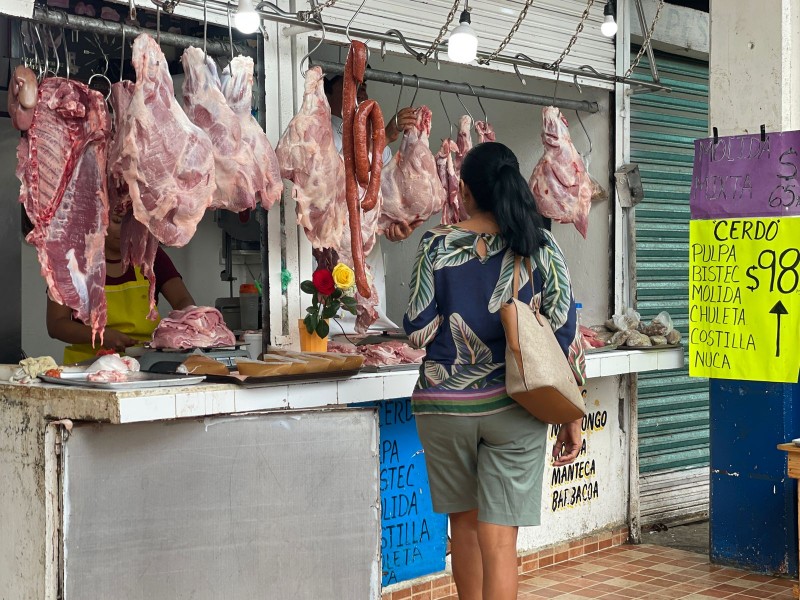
[298,319,329,352]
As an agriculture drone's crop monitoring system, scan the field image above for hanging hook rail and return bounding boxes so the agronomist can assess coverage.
[25,6,255,57]
[312,59,599,113]
[465,82,487,123]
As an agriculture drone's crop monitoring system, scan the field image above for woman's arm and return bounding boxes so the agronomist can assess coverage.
[161,277,195,311]
[46,297,136,351]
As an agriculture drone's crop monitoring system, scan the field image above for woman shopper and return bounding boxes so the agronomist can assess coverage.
[404,141,587,600]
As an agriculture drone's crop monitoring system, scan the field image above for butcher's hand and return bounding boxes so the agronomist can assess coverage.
[102,329,138,352]
[385,107,416,143]
[386,219,424,242]
[552,418,583,466]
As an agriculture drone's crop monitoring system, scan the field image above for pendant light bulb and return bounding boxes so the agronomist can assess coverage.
[601,1,617,37]
[447,9,479,64]
[235,0,260,34]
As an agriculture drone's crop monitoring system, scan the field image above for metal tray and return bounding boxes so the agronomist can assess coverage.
[39,372,206,390]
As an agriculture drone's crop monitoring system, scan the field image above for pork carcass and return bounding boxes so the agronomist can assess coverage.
[17,77,111,343]
[475,120,495,143]
[150,306,236,349]
[107,80,160,321]
[437,139,464,225]
[221,56,283,210]
[275,66,346,250]
[379,106,445,233]
[113,34,215,247]
[529,106,593,238]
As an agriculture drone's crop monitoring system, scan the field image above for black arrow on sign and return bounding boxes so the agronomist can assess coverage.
[769,300,789,357]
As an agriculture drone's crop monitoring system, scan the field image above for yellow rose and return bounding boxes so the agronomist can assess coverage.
[332,263,356,290]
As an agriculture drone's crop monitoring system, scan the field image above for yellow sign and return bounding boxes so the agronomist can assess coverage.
[689,217,800,383]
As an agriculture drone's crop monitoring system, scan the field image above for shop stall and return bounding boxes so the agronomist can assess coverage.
[0,0,681,597]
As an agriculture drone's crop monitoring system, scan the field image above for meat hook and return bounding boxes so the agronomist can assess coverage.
[439,90,453,139]
[393,73,404,127]
[203,0,208,56]
[33,24,47,81]
[551,65,561,106]
[62,27,69,80]
[410,74,420,108]
[465,82,487,124]
[573,72,582,95]
[513,62,526,86]
[574,109,593,156]
[299,17,326,78]
[345,0,368,44]
[129,0,137,21]
[47,27,60,78]
[227,5,234,61]
[119,26,125,82]
[156,5,161,45]
[454,90,473,122]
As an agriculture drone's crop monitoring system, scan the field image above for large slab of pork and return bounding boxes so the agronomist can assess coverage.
[108,80,160,320]
[220,56,283,210]
[529,106,593,238]
[379,106,445,233]
[275,66,346,249]
[17,77,111,344]
[437,139,464,225]
[182,47,262,213]
[114,34,215,247]
[150,306,236,349]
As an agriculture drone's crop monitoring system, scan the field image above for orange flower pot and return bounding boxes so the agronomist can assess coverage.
[298,319,329,352]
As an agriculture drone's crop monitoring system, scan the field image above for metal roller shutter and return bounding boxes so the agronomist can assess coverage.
[630,51,710,525]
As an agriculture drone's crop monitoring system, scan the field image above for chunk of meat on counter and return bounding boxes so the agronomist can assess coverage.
[379,106,445,233]
[114,34,215,247]
[327,340,426,367]
[17,77,111,344]
[151,306,236,349]
[528,106,593,238]
[221,56,283,210]
[275,67,346,250]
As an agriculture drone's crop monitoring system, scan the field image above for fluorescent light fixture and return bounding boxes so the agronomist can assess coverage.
[448,9,479,64]
[601,1,617,37]
[235,0,260,34]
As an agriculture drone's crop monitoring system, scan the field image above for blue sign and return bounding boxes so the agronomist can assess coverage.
[353,398,447,586]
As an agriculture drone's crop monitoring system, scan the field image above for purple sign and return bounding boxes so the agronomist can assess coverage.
[691,130,800,219]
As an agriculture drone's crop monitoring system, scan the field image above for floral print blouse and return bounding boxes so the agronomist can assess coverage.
[403,225,586,416]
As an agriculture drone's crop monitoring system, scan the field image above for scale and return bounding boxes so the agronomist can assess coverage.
[138,346,249,374]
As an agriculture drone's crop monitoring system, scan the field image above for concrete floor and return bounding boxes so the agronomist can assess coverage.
[644,520,710,556]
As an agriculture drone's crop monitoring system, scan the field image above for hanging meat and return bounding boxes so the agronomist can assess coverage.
[454,114,473,173]
[379,106,445,233]
[529,106,593,238]
[437,139,464,225]
[220,56,283,210]
[8,65,38,131]
[475,120,496,143]
[113,33,215,247]
[108,80,160,320]
[275,66,346,250]
[341,40,385,298]
[17,77,111,344]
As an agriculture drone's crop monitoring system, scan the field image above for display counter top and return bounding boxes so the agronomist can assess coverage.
[0,346,684,424]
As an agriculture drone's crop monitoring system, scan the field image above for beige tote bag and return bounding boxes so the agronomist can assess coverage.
[500,255,586,424]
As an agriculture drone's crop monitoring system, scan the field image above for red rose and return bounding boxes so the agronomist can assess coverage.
[312,269,335,296]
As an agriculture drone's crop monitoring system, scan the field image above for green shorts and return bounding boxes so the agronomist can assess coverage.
[415,404,548,527]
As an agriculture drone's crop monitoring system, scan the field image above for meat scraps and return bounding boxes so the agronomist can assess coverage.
[529,106,593,238]
[327,340,426,367]
[17,77,111,344]
[379,106,445,233]
[114,34,215,247]
[220,55,283,210]
[275,66,346,250]
[475,120,495,143]
[150,306,236,349]
[437,139,464,225]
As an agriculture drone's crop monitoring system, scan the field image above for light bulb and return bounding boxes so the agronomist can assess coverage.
[448,10,478,64]
[601,14,617,37]
[235,0,260,34]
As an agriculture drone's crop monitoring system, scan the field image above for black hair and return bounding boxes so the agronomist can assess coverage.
[460,142,547,256]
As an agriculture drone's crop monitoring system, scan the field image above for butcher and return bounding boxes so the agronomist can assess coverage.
[46,207,196,363]
[324,74,424,333]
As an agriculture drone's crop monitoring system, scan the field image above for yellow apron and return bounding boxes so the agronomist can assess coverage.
[63,267,160,363]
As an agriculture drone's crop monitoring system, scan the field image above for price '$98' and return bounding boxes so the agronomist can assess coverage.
[745,248,800,293]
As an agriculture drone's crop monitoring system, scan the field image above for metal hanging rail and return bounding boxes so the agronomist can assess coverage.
[312,59,599,113]
[150,0,670,93]
[26,6,255,58]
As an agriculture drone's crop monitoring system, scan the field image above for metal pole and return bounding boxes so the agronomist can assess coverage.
[313,59,600,113]
[633,0,660,83]
[27,6,255,58]
[152,0,670,93]
[256,32,271,353]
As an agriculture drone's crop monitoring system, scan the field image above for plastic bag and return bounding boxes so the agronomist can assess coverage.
[638,311,674,337]
[611,307,641,332]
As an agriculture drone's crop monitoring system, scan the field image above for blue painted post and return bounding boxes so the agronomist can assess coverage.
[710,381,800,575]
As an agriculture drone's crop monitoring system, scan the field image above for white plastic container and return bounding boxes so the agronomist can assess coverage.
[243,332,262,360]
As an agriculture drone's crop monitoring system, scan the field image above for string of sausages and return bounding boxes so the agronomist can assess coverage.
[342,41,385,298]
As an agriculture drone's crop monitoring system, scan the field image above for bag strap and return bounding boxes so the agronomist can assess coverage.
[511,254,538,300]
